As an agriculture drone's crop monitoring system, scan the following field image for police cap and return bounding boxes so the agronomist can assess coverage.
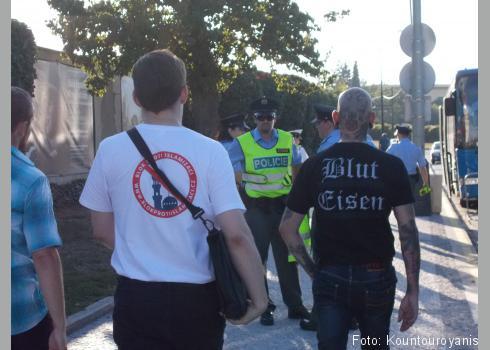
[310,104,335,124]
[221,113,249,130]
[249,96,280,115]
[395,124,412,135]
[289,129,303,138]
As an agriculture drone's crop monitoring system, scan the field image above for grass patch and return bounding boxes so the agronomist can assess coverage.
[52,181,117,316]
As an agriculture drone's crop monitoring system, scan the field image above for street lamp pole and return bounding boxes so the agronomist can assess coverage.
[412,0,425,148]
[380,80,385,133]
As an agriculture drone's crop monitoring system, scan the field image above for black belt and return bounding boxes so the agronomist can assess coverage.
[319,260,392,270]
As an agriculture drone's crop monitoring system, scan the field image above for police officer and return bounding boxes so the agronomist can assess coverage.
[287,129,312,264]
[386,124,430,206]
[379,132,390,152]
[313,103,376,153]
[289,129,309,162]
[228,96,310,326]
[218,113,249,152]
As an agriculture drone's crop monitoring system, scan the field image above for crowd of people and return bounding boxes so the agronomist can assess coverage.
[11,48,429,350]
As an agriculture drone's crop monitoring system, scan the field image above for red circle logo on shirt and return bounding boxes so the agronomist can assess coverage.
[132,152,197,218]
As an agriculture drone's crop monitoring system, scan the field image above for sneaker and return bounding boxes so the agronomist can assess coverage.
[260,310,274,326]
[299,318,317,331]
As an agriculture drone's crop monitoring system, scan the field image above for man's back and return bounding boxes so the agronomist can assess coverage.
[80,124,244,283]
[288,142,413,266]
[386,138,426,175]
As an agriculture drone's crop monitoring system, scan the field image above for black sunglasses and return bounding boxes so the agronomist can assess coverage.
[254,113,276,121]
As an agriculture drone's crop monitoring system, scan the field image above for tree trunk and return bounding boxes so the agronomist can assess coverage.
[186,75,220,138]
[178,1,221,138]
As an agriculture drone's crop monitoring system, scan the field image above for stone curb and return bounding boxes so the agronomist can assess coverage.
[67,296,114,335]
[438,175,478,251]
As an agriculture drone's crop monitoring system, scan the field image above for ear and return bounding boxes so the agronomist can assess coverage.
[132,91,142,108]
[332,110,340,125]
[179,85,189,104]
[368,111,376,125]
[12,120,29,141]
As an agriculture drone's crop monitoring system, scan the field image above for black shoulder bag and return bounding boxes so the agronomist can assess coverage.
[127,127,248,320]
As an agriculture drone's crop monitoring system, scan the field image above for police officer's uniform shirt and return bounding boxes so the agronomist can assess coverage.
[386,138,427,175]
[287,143,414,266]
[228,128,302,171]
[298,145,309,163]
[317,129,377,153]
[80,124,245,283]
[220,139,234,153]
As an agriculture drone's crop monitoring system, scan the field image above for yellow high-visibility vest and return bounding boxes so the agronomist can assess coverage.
[288,214,312,263]
[237,130,293,198]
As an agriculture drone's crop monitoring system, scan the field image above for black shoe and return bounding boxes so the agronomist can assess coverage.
[260,310,274,326]
[299,318,317,331]
[288,306,310,320]
[349,317,359,330]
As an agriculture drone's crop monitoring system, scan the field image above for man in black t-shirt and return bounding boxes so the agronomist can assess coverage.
[279,87,421,350]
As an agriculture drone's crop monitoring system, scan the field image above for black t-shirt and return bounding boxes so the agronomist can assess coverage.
[287,142,414,266]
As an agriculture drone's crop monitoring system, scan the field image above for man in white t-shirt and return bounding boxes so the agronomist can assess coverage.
[80,49,267,350]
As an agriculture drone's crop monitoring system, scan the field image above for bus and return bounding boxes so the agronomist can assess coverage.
[439,69,478,207]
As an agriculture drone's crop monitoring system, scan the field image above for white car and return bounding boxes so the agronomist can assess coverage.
[430,141,441,164]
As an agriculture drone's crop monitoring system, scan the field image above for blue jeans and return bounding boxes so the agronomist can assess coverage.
[313,264,397,350]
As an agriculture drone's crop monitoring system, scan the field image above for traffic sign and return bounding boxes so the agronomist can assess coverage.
[399,61,436,95]
[400,23,436,57]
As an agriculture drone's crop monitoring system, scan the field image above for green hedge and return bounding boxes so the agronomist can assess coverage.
[11,19,37,95]
[370,123,440,143]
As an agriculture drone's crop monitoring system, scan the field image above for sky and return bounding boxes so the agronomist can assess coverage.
[11,0,478,85]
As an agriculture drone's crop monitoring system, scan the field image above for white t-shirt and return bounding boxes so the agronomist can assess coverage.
[80,124,245,283]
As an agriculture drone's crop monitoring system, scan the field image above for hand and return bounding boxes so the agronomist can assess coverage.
[48,327,67,350]
[398,292,419,332]
[419,184,431,196]
[227,300,267,325]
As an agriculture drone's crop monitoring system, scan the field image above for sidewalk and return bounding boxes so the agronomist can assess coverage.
[68,190,478,350]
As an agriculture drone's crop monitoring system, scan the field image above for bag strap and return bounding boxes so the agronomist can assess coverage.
[127,127,214,228]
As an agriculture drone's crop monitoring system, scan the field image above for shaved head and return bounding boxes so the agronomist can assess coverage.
[336,87,373,141]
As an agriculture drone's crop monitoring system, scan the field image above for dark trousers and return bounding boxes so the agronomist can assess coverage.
[113,276,226,350]
[314,265,397,350]
[244,205,303,309]
[11,314,53,350]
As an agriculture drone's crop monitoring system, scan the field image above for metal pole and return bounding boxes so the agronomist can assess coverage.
[412,0,425,148]
[391,87,394,133]
[380,80,385,133]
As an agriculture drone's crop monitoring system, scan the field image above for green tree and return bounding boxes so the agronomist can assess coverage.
[11,19,37,96]
[47,0,331,136]
[350,61,360,88]
[365,84,406,134]
[331,63,351,93]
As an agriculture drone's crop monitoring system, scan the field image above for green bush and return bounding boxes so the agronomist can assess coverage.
[11,19,37,96]
[425,124,440,143]
[370,123,395,140]
[370,123,439,143]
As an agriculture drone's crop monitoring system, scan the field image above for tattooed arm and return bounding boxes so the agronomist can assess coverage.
[279,207,315,278]
[394,203,420,293]
[393,203,421,331]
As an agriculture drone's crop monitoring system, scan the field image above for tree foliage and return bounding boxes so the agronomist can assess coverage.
[47,0,330,135]
[11,19,37,96]
[350,61,360,88]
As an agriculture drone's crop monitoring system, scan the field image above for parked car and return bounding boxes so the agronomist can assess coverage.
[430,141,441,164]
